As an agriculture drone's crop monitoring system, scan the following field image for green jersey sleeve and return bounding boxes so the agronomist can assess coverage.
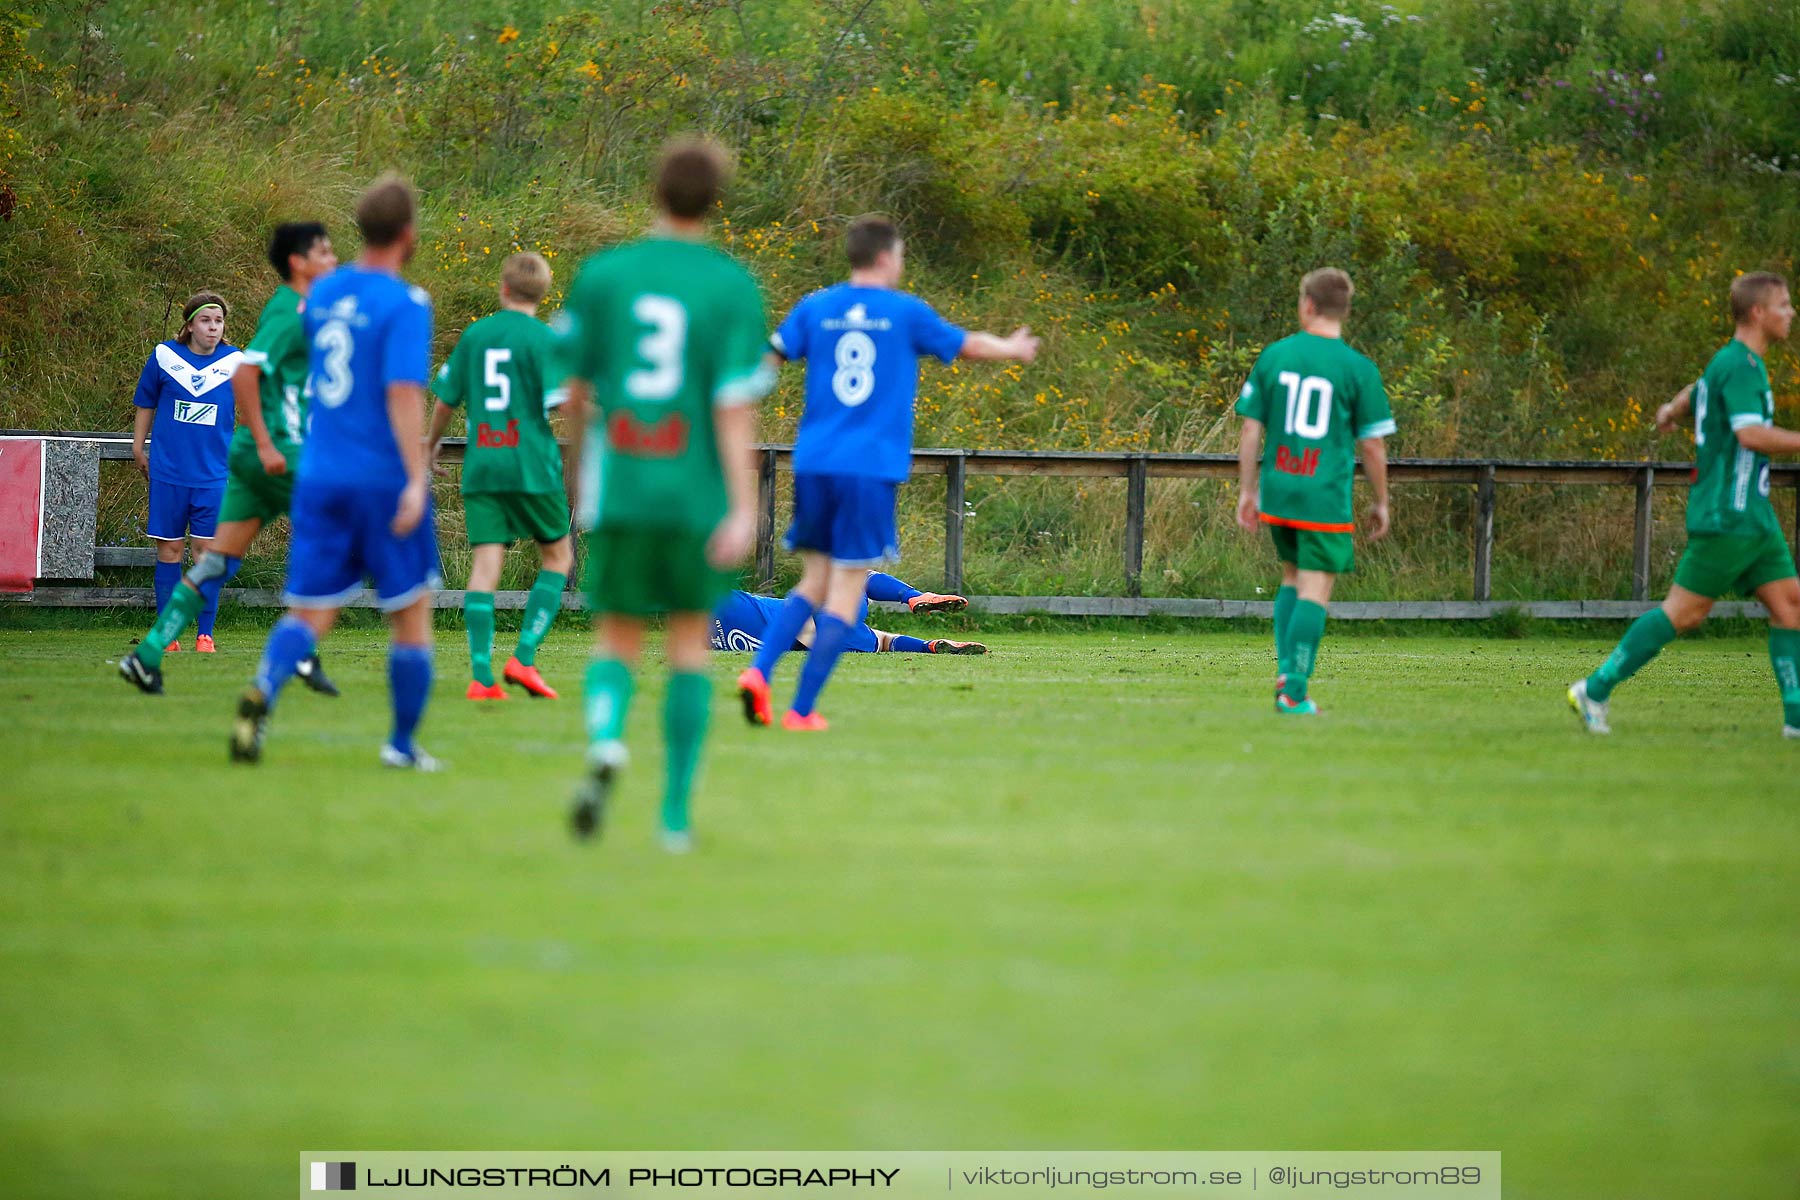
[243,304,301,379]
[713,270,774,409]
[1719,359,1772,433]
[1234,354,1270,423]
[553,266,605,385]
[1353,358,1397,440]
[538,331,571,411]
[431,335,467,409]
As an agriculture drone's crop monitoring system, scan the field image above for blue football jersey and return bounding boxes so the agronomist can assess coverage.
[773,284,965,481]
[132,339,243,486]
[300,265,434,488]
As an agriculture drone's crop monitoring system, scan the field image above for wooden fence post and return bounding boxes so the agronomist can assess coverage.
[755,447,777,589]
[944,452,967,595]
[1473,463,1497,602]
[1124,455,1148,598]
[1631,466,1655,602]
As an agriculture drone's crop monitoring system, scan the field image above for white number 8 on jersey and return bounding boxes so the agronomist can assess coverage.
[832,331,877,406]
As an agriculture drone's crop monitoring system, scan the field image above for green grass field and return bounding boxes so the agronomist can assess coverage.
[3,624,1797,1199]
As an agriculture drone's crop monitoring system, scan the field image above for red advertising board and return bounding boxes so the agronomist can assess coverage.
[0,437,44,591]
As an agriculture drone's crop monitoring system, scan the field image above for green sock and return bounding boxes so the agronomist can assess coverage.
[1283,599,1328,701]
[465,591,496,686]
[1768,627,1800,728]
[513,569,566,667]
[1273,584,1298,676]
[1587,608,1676,702]
[584,657,634,747]
[137,582,204,669]
[662,671,711,835]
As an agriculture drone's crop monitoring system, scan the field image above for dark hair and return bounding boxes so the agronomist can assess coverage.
[846,215,901,269]
[177,290,229,345]
[268,221,329,281]
[1730,271,1789,324]
[1300,267,1355,319]
[655,135,730,219]
[355,174,417,248]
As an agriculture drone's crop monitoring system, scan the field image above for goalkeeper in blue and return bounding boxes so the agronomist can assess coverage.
[736,215,1036,730]
[229,176,442,770]
[711,571,985,655]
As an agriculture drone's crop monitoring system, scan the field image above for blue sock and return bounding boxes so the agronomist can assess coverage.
[752,591,816,682]
[387,644,433,756]
[252,614,316,704]
[791,612,854,717]
[153,561,180,620]
[195,557,240,637]
[890,634,931,653]
[865,572,921,604]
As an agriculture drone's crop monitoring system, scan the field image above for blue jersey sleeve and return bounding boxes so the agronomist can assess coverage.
[908,298,966,364]
[382,290,433,389]
[771,295,811,361]
[132,353,160,409]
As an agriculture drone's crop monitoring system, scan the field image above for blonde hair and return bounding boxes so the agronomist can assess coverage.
[501,252,552,305]
[1730,271,1788,324]
[177,291,229,345]
[1301,268,1354,319]
[355,173,417,247]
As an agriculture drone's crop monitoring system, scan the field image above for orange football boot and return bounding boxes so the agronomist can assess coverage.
[195,634,216,653]
[780,710,829,731]
[503,656,558,699]
[736,667,772,726]
[907,591,968,614]
[466,680,508,701]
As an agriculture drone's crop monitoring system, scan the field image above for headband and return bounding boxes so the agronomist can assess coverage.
[184,302,225,321]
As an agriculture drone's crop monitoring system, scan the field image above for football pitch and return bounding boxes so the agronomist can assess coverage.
[3,624,1796,1199]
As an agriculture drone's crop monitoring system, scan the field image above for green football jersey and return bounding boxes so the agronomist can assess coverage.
[1687,339,1780,538]
[233,284,309,459]
[1234,331,1395,529]
[432,309,568,496]
[555,234,772,534]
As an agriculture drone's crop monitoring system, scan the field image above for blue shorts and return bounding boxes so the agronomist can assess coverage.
[147,478,222,541]
[282,478,441,612]
[784,472,899,567]
[710,590,877,653]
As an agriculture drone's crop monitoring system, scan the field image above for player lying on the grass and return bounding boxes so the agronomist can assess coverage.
[1570,271,1800,737]
[736,215,1037,731]
[711,571,986,655]
[556,136,774,850]
[427,252,573,703]
[230,176,441,770]
[1235,267,1395,716]
[120,224,341,698]
[130,291,244,655]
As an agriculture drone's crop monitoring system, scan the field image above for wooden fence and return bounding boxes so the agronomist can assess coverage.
[8,432,1799,619]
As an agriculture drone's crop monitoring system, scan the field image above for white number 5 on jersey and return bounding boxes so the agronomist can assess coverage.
[483,348,513,412]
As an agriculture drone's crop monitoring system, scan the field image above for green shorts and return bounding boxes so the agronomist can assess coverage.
[584,526,738,617]
[1673,530,1797,599]
[1268,522,1354,574]
[217,442,296,526]
[464,491,571,546]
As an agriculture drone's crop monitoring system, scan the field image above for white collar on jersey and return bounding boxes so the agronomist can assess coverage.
[155,343,245,398]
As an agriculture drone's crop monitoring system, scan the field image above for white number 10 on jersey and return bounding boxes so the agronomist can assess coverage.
[1278,371,1334,439]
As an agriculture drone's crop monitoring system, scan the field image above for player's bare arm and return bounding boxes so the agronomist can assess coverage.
[1654,383,1694,432]
[426,399,457,474]
[1236,417,1263,532]
[232,360,286,476]
[131,405,153,477]
[1733,422,1800,456]
[709,401,758,569]
[561,378,593,514]
[387,381,430,536]
[1359,435,1391,540]
[959,326,1039,363]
